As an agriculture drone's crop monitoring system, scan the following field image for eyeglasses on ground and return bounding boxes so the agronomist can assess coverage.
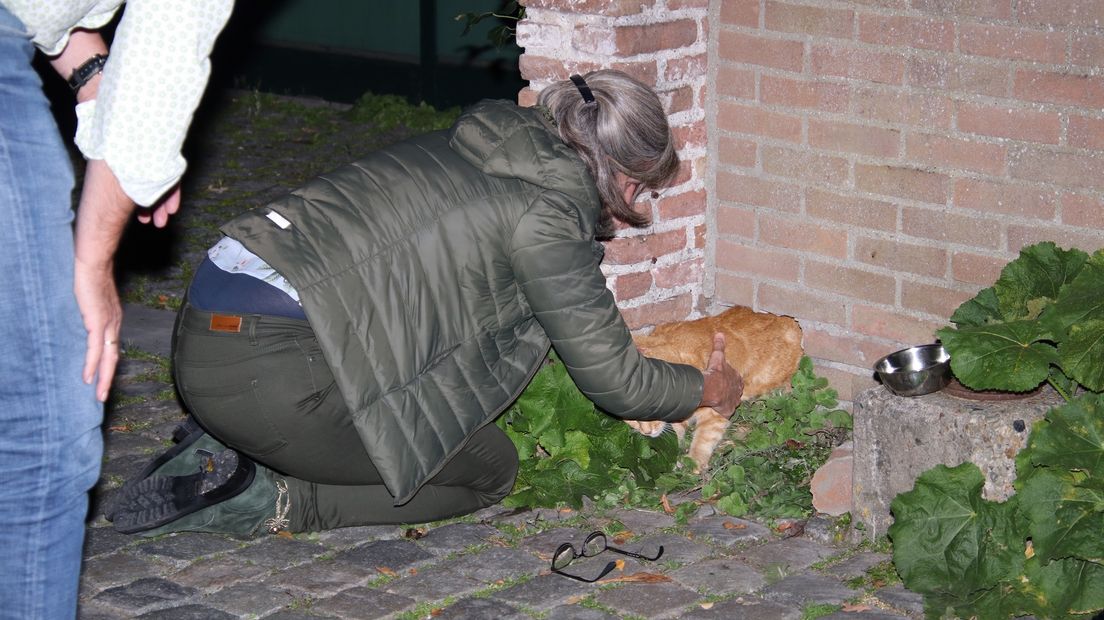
[550,530,664,582]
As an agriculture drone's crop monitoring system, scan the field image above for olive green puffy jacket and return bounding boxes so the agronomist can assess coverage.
[221,100,703,504]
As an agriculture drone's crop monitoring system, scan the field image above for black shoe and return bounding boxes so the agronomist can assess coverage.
[111,449,256,534]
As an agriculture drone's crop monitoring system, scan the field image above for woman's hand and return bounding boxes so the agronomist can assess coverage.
[699,333,744,418]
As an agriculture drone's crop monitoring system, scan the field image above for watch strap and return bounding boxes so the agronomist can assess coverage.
[68,54,108,93]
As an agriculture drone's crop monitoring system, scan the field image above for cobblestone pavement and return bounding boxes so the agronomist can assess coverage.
[78,92,925,620]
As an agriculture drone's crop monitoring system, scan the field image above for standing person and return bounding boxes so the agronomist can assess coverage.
[108,70,746,537]
[0,2,233,618]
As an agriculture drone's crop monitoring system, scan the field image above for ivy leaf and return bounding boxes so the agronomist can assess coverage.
[1018,469,1104,565]
[716,493,749,516]
[937,320,1058,392]
[889,463,1025,599]
[993,242,1087,321]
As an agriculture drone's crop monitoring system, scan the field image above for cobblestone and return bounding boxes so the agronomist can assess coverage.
[75,91,924,619]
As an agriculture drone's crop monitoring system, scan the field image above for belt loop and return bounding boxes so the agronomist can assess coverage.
[248,315,259,346]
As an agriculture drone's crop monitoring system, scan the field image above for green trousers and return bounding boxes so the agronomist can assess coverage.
[172,303,518,532]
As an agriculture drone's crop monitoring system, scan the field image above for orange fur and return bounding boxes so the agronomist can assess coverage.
[625,306,803,472]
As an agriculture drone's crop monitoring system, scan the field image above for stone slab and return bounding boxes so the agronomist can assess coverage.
[759,573,859,607]
[671,557,767,595]
[852,386,1060,539]
[308,586,415,619]
[677,597,801,620]
[593,581,704,619]
[120,303,178,358]
[434,596,529,619]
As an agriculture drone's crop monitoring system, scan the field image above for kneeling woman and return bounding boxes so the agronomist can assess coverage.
[108,71,744,536]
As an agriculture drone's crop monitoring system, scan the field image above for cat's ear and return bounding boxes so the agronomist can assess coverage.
[636,344,652,356]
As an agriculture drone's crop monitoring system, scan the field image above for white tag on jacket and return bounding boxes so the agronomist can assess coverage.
[266,210,291,229]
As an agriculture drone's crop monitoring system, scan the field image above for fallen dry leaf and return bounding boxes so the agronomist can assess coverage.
[660,494,674,514]
[599,572,672,584]
[403,527,426,539]
[722,521,747,530]
[841,603,871,612]
[558,507,574,514]
[614,559,626,571]
[612,532,634,545]
[376,566,398,577]
[276,530,294,540]
[700,602,715,610]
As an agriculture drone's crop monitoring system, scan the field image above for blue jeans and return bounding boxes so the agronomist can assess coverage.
[0,7,104,619]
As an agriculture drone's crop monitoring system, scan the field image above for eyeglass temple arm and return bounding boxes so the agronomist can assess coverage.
[605,544,664,562]
[552,560,618,583]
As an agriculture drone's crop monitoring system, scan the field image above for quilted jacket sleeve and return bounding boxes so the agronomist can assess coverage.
[510,191,703,422]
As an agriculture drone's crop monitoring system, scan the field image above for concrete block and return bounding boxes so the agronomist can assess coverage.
[811,441,853,516]
[851,385,1063,540]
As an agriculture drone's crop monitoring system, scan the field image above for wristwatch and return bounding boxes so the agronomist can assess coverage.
[67,54,108,93]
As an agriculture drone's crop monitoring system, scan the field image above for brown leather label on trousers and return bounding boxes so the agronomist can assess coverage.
[209,314,243,333]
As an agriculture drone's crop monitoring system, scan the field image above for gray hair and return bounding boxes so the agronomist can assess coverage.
[537,70,680,238]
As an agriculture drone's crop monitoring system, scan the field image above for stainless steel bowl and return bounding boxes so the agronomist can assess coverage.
[874,344,951,397]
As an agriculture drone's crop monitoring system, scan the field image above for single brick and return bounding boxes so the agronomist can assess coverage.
[615,19,700,56]
[811,441,853,516]
[855,235,947,278]
[855,164,949,205]
[759,212,849,258]
[720,0,759,27]
[806,188,898,232]
[851,304,945,343]
[958,22,1067,63]
[716,240,802,280]
[809,118,901,158]
[1061,193,1104,228]
[911,0,1012,19]
[719,30,805,72]
[907,56,1011,98]
[956,101,1061,144]
[858,14,954,51]
[717,170,802,212]
[805,260,897,305]
[759,283,848,326]
[851,86,952,129]
[762,145,850,187]
[1013,70,1104,108]
[718,101,803,142]
[761,75,850,113]
[901,280,976,319]
[1069,115,1104,150]
[953,178,1058,219]
[812,43,906,85]
[765,1,853,39]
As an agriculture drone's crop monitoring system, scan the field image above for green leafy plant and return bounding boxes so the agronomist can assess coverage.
[936,242,1104,399]
[455,1,525,49]
[347,93,460,133]
[496,354,851,523]
[891,242,1104,619]
[496,354,679,509]
[889,394,1104,619]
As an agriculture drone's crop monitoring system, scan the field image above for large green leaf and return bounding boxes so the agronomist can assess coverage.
[950,286,1004,327]
[1018,469,1104,565]
[994,242,1088,321]
[1044,251,1104,391]
[889,463,1026,598]
[1025,393,1104,477]
[938,320,1058,392]
[1021,556,1104,618]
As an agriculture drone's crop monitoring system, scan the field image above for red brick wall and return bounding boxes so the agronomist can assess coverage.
[712,0,1104,400]
[518,1,1104,403]
[517,0,712,327]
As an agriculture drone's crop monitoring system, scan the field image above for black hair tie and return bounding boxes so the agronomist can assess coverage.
[569,74,596,104]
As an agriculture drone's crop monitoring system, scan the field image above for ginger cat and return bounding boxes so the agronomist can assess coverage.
[627,306,803,472]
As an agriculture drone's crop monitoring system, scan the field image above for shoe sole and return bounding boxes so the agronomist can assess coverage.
[103,417,206,521]
[112,450,256,534]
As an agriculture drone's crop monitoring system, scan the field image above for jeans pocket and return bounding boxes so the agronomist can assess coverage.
[182,381,288,457]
